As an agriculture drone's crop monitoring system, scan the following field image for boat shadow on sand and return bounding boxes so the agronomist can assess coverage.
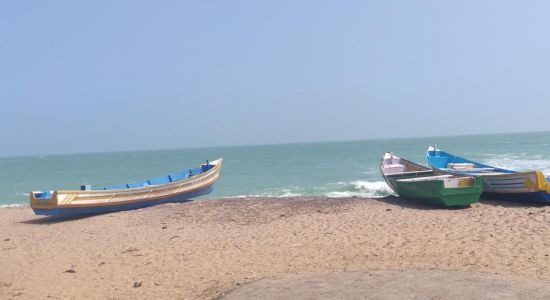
[374,195,548,210]
[478,197,548,208]
[20,213,111,225]
[372,196,472,210]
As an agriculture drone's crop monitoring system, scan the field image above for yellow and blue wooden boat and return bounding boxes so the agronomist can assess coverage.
[426,146,550,203]
[30,158,223,216]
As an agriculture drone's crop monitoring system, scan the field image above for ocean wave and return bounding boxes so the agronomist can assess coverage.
[220,193,303,199]
[326,180,394,198]
[0,193,29,207]
[218,180,394,199]
[0,204,23,208]
[483,154,550,174]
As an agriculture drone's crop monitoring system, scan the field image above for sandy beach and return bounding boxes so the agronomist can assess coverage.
[1,196,550,299]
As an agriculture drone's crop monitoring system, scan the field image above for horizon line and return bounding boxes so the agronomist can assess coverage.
[2,129,549,159]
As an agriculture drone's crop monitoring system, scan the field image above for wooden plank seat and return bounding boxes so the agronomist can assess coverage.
[397,174,454,182]
[398,170,434,175]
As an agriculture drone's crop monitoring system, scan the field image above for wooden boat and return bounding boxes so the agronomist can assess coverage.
[380,152,482,207]
[426,146,550,203]
[30,158,223,216]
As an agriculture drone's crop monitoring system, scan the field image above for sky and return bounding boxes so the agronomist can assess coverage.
[1,1,550,156]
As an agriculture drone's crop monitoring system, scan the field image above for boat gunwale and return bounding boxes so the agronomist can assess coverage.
[426,147,513,173]
[35,158,222,196]
[434,168,540,178]
[57,171,221,208]
[60,166,221,201]
[381,152,473,180]
[381,153,481,191]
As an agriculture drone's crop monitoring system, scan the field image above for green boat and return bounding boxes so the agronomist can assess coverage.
[380,152,482,207]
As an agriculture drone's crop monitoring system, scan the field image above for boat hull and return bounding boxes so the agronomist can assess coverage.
[30,159,222,217]
[32,184,215,217]
[426,148,550,203]
[478,171,550,202]
[482,190,550,203]
[384,175,482,207]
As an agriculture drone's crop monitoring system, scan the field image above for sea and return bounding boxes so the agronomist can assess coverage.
[1,131,550,207]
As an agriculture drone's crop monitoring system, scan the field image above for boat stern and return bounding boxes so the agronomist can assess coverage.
[30,191,58,213]
[534,171,550,193]
[425,146,449,169]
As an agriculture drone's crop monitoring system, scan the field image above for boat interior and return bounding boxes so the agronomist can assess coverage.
[382,152,434,176]
[95,163,214,190]
[432,151,550,181]
[427,147,512,175]
[382,152,475,187]
[33,162,215,199]
[398,174,475,188]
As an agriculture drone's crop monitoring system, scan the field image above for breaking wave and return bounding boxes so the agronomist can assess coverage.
[483,154,550,175]
[220,181,394,199]
[0,204,23,208]
[325,181,394,198]
[220,189,303,199]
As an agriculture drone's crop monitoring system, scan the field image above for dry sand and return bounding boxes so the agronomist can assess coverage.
[222,270,550,299]
[1,196,550,299]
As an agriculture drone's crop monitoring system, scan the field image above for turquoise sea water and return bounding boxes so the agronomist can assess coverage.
[1,131,550,206]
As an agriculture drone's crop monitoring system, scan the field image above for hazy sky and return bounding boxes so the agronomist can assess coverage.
[1,1,549,156]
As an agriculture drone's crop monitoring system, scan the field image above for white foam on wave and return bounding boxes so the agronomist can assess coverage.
[0,204,23,208]
[0,193,30,207]
[218,195,252,199]
[220,191,303,199]
[218,181,395,199]
[278,191,302,197]
[483,153,550,175]
[326,180,394,198]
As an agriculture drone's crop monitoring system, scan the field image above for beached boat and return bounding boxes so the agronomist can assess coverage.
[380,152,482,207]
[30,158,223,216]
[426,146,550,203]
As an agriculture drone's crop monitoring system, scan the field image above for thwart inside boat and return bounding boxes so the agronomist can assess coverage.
[382,152,475,187]
[382,153,434,175]
[398,175,475,188]
[426,146,512,175]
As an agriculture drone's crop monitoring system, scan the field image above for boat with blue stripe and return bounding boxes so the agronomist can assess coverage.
[30,158,223,217]
[381,152,482,207]
[426,146,550,203]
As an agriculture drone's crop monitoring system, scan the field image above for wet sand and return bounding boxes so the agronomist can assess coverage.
[1,196,550,299]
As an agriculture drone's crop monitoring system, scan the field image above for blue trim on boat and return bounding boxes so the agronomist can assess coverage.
[427,148,550,203]
[89,164,213,191]
[483,190,550,203]
[35,191,53,199]
[127,181,150,188]
[426,149,514,174]
[487,186,525,189]
[487,177,526,181]
[32,184,215,217]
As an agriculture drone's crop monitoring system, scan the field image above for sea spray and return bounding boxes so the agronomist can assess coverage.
[326,181,394,198]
